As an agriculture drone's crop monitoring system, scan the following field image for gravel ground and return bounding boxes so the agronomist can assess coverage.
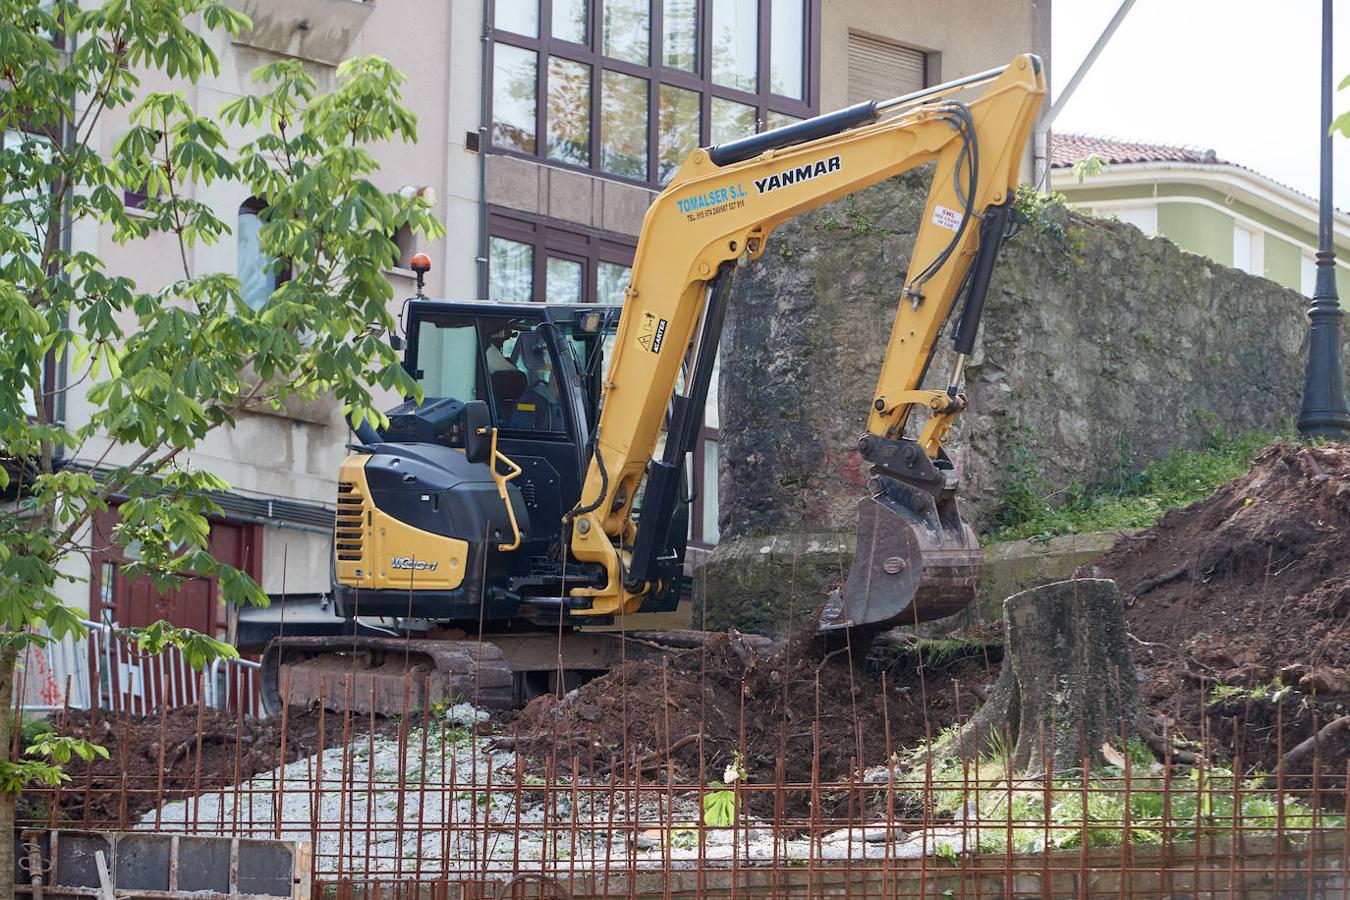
[139,704,962,875]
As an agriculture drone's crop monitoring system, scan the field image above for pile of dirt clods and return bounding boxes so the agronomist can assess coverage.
[499,624,995,815]
[505,443,1350,795]
[1086,443,1350,777]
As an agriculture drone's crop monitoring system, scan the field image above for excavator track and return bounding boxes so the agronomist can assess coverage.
[260,636,515,714]
[259,630,753,716]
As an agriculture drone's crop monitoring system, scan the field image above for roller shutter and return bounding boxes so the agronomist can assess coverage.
[847,33,926,104]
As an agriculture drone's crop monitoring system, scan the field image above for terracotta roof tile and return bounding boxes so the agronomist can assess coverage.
[1050,132,1346,220]
[1050,133,1225,168]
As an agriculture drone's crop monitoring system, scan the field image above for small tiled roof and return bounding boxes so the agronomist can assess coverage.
[1050,133,1225,168]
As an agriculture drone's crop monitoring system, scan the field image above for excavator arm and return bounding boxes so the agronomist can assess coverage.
[567,55,1046,628]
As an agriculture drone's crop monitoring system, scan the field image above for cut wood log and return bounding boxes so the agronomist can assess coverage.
[1129,563,1189,599]
[1278,715,1350,777]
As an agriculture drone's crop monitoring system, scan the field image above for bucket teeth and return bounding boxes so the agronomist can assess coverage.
[819,490,980,633]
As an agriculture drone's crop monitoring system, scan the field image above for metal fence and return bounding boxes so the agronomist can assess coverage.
[16,618,262,718]
[16,660,1350,898]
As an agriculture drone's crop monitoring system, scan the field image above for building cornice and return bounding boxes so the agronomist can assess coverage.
[1051,161,1350,247]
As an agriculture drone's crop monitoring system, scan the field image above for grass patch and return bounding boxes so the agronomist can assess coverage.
[893,748,1340,855]
[1207,679,1292,709]
[984,430,1285,544]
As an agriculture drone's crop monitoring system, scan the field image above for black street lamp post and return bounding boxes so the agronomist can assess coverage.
[1298,0,1350,439]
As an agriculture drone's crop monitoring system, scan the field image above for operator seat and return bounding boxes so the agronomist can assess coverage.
[489,368,527,419]
[506,332,564,431]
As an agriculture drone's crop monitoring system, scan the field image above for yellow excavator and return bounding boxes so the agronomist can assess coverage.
[257,55,1045,713]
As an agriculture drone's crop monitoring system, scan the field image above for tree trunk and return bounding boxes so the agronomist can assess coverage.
[927,579,1150,774]
[0,638,20,900]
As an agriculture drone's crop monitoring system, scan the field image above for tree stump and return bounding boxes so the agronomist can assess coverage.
[933,578,1153,773]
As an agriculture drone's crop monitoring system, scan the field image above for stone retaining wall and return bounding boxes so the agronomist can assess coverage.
[700,173,1327,633]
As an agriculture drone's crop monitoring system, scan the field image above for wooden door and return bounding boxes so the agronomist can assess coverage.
[89,508,262,713]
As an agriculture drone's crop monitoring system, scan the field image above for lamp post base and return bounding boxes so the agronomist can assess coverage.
[1298,259,1350,440]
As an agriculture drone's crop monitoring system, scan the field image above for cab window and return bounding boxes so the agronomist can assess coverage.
[415,321,479,402]
[484,322,566,433]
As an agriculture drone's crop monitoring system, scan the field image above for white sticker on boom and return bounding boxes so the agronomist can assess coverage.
[931,205,962,231]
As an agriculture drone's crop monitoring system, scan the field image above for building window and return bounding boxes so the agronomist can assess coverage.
[695,430,719,543]
[391,224,416,269]
[596,260,631,303]
[488,208,635,303]
[237,199,287,310]
[846,32,925,105]
[600,69,649,177]
[492,43,539,154]
[546,255,585,302]
[554,0,588,42]
[1109,204,1158,237]
[497,0,540,36]
[548,56,592,165]
[710,0,757,92]
[489,235,535,301]
[603,0,650,63]
[663,0,696,69]
[3,129,57,423]
[1301,254,1317,297]
[1232,224,1263,277]
[489,0,819,186]
[769,0,803,99]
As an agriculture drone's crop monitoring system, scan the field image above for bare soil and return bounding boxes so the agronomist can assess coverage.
[1085,443,1350,778]
[28,444,1350,826]
[504,444,1350,801]
[20,706,398,825]
[499,623,1001,816]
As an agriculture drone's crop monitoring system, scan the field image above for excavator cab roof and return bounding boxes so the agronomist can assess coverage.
[405,299,623,330]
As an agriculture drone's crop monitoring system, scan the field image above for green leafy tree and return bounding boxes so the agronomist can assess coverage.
[0,0,441,886]
[1333,73,1350,138]
[1072,153,1107,184]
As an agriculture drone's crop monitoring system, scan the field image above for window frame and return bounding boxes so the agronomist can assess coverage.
[236,198,293,310]
[688,421,719,547]
[488,207,637,303]
[487,0,822,188]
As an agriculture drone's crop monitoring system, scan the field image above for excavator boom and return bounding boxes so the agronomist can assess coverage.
[567,55,1046,630]
[258,56,1045,715]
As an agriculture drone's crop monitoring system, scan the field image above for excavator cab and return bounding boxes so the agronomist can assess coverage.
[330,300,687,630]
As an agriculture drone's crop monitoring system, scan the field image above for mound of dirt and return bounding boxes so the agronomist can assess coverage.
[501,625,997,815]
[1085,443,1350,774]
[1089,444,1350,683]
[19,706,386,825]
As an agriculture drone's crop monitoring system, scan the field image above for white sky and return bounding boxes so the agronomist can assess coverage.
[1052,0,1350,210]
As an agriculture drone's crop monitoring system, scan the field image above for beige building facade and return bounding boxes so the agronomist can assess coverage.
[48,0,1048,632]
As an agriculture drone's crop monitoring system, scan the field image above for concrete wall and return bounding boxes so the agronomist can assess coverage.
[698,169,1327,634]
[445,1,488,298]
[485,155,655,239]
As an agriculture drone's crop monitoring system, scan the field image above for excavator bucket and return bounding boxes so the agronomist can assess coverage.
[818,488,981,633]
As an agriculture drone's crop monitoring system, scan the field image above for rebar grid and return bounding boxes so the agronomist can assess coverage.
[17,661,1350,897]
